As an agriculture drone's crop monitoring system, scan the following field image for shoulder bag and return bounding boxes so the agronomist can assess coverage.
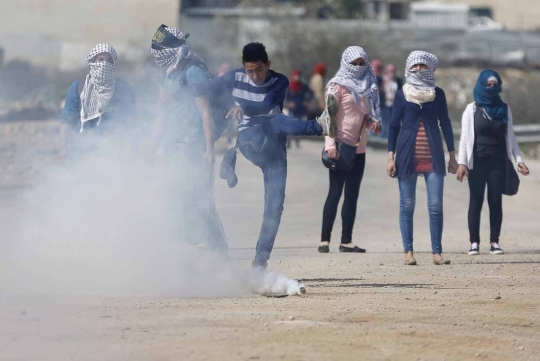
[321,115,367,172]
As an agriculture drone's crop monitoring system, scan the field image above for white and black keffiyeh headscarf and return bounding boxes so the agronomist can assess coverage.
[79,43,118,131]
[327,46,381,122]
[405,51,438,90]
[150,26,202,75]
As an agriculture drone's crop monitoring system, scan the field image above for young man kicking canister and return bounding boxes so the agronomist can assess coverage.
[194,42,338,268]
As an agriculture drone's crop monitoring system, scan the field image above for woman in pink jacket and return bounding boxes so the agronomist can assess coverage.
[318,47,382,253]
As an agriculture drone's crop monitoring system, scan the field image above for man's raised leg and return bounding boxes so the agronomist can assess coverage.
[270,94,338,138]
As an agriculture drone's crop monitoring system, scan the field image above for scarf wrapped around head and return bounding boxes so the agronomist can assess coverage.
[474,69,508,123]
[79,43,118,131]
[405,51,438,90]
[150,25,202,75]
[326,46,381,122]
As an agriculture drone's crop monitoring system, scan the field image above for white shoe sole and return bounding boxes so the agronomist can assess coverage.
[491,250,504,255]
[468,250,479,255]
[317,95,338,138]
[326,95,338,138]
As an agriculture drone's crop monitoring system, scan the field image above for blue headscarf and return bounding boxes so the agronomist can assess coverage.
[473,70,508,123]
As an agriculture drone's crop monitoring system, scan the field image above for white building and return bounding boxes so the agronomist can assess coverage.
[410,2,470,30]
[433,0,540,31]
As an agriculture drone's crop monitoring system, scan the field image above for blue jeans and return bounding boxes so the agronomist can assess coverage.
[398,172,444,254]
[238,113,322,265]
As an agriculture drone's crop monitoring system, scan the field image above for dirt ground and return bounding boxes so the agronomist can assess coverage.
[1,122,540,361]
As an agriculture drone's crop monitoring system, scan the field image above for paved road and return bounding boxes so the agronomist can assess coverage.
[2,137,540,361]
[217,140,540,263]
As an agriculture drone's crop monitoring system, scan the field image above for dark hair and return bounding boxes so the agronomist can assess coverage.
[242,42,268,64]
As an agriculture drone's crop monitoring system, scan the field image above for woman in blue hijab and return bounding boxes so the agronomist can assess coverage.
[456,70,529,256]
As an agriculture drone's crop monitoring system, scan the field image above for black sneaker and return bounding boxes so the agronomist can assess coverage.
[490,243,505,255]
[468,242,480,255]
[316,94,338,138]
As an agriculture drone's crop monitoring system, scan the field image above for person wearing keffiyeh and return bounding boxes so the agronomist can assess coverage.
[387,50,457,266]
[318,46,381,255]
[147,24,229,255]
[59,43,136,163]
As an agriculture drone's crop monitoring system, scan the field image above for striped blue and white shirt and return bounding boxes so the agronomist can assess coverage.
[194,67,289,131]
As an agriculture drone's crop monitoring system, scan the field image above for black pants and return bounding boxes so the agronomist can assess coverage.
[321,153,366,243]
[468,156,505,244]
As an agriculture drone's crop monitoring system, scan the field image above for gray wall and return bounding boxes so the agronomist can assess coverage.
[0,0,179,70]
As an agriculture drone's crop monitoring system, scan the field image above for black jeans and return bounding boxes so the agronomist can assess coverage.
[321,153,366,243]
[468,156,505,244]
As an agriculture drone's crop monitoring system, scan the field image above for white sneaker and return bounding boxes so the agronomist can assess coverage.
[468,242,480,255]
[490,243,505,255]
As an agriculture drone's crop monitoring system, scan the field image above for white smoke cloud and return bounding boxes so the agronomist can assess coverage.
[0,134,304,298]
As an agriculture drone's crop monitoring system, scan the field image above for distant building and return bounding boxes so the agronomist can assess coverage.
[410,2,470,30]
[431,0,540,31]
[365,0,414,22]
[0,0,179,70]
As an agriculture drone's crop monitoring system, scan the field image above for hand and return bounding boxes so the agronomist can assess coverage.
[370,121,382,135]
[387,159,397,177]
[327,148,340,160]
[226,106,244,121]
[456,165,469,182]
[518,163,530,176]
[447,157,458,174]
[203,149,215,165]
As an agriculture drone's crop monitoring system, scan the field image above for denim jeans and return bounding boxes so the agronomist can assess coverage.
[398,172,444,254]
[238,113,322,265]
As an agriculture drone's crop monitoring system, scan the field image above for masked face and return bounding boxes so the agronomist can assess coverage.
[350,58,366,67]
[89,61,117,87]
[486,79,498,88]
[410,63,428,71]
[93,52,114,64]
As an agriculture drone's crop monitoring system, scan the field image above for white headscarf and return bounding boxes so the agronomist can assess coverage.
[79,43,118,131]
[404,51,438,90]
[150,26,202,75]
[326,46,381,122]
